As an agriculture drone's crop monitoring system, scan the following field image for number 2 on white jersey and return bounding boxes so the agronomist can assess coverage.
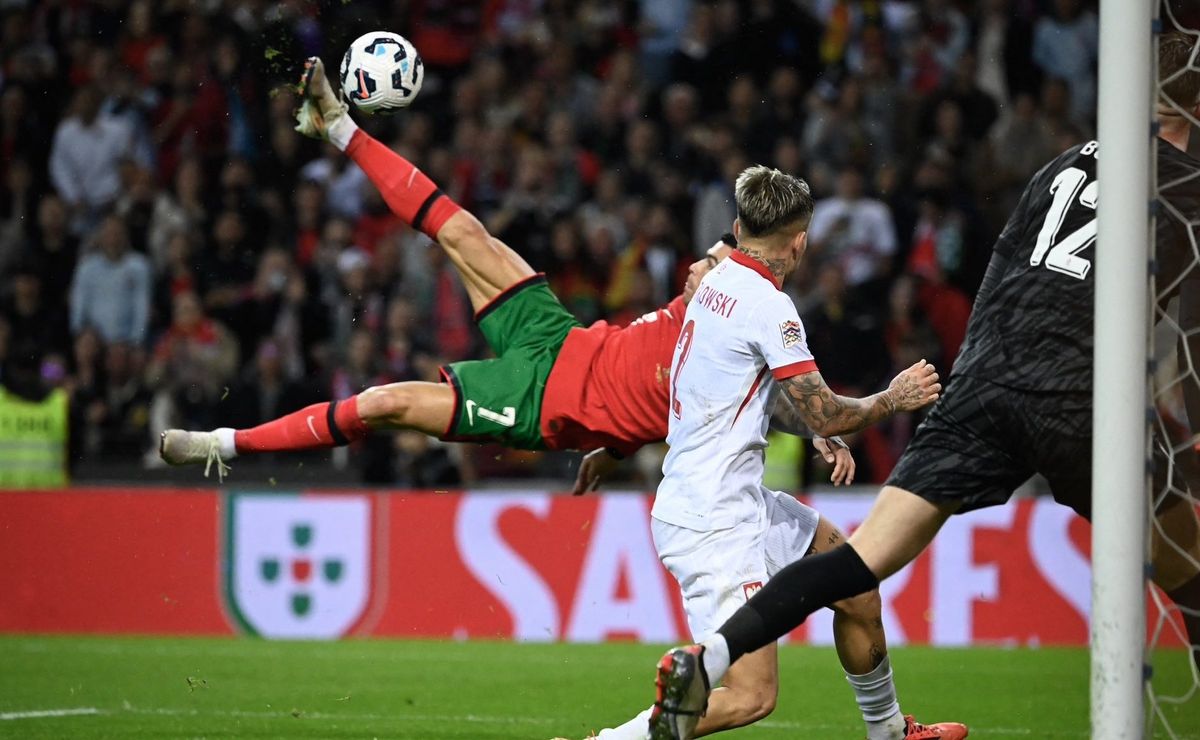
[1030,166,1098,280]
[671,320,695,419]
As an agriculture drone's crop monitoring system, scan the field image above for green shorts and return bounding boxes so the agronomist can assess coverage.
[439,275,581,450]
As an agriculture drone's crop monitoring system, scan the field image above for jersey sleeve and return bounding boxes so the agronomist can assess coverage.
[748,292,819,380]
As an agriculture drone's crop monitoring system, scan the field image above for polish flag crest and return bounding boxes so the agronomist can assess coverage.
[742,581,764,600]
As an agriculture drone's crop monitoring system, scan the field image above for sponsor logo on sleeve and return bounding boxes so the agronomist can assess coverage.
[780,320,803,348]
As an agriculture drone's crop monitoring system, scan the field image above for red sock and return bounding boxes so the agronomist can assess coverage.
[234,396,369,454]
[344,128,462,239]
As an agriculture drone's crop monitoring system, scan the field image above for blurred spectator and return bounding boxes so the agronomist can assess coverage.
[88,342,153,458]
[3,262,69,359]
[153,231,203,334]
[301,143,367,219]
[29,194,80,301]
[807,168,898,289]
[291,179,329,267]
[115,166,158,254]
[424,246,476,363]
[980,92,1057,223]
[151,56,227,182]
[0,157,35,270]
[693,153,744,255]
[220,339,320,434]
[609,203,679,311]
[386,431,464,487]
[146,290,239,436]
[69,213,151,346]
[972,0,1040,106]
[49,85,144,232]
[382,297,431,381]
[802,262,888,394]
[331,329,388,404]
[330,247,387,352]
[1,86,49,187]
[201,210,256,325]
[903,0,970,95]
[922,51,998,143]
[147,158,209,269]
[488,145,566,269]
[1032,0,1098,127]
[639,0,690,85]
[548,216,604,324]
[227,248,299,361]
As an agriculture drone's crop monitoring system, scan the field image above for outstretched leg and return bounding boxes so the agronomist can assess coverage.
[159,382,455,476]
[297,57,534,313]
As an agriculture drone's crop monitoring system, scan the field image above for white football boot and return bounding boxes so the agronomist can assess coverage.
[159,430,231,481]
[294,56,350,142]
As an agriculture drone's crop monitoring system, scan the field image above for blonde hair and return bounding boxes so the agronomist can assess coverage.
[734,165,814,237]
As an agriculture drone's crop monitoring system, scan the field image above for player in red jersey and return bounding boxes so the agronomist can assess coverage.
[161,58,964,740]
[157,57,729,489]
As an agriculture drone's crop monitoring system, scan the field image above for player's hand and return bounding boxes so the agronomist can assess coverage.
[814,436,855,486]
[886,359,941,412]
[572,448,621,495]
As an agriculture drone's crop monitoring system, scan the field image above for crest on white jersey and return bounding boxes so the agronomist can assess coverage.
[780,320,803,348]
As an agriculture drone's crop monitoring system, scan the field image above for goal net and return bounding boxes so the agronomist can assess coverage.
[1147,3,1200,736]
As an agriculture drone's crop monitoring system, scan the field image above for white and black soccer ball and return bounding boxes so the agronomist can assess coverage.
[340,31,424,114]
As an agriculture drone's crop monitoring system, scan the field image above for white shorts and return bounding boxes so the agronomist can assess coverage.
[651,490,820,641]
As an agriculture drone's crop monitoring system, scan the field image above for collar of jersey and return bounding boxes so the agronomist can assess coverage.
[729,250,782,289]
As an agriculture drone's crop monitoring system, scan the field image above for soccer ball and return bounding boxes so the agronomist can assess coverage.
[340,31,424,114]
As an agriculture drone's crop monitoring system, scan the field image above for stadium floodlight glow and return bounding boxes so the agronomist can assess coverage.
[1091,0,1153,737]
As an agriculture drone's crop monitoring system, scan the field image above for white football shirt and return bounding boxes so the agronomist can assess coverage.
[651,251,818,532]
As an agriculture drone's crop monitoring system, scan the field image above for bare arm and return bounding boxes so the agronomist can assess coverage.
[780,360,941,438]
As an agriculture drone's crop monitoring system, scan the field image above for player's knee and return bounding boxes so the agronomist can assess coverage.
[357,384,416,425]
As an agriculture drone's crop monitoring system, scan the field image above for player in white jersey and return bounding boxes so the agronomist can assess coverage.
[641,167,953,740]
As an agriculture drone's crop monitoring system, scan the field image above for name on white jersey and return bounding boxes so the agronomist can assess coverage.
[695,285,738,319]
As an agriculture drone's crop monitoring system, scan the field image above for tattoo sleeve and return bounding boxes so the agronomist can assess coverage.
[769,395,816,437]
[781,371,896,437]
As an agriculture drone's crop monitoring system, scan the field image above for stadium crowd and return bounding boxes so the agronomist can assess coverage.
[0,0,1102,486]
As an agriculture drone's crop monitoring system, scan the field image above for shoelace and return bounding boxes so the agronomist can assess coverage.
[203,442,231,483]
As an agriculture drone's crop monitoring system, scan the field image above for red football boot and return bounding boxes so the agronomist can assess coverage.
[901,714,969,739]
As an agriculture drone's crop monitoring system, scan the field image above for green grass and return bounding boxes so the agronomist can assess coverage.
[0,637,1195,739]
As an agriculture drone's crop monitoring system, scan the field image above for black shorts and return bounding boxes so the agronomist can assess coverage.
[886,375,1094,519]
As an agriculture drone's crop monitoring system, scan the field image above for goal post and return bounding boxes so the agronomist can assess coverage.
[1092,0,1154,737]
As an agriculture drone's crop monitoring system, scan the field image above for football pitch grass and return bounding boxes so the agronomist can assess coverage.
[0,637,1196,739]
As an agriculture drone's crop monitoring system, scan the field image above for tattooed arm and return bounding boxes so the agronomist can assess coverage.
[779,359,941,438]
[769,394,817,437]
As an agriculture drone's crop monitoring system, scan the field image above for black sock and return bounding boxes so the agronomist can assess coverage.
[717,543,879,663]
[1167,571,1200,670]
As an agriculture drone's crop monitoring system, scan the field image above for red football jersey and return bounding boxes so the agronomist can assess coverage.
[540,296,686,455]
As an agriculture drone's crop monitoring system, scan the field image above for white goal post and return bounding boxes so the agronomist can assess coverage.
[1092,0,1154,737]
